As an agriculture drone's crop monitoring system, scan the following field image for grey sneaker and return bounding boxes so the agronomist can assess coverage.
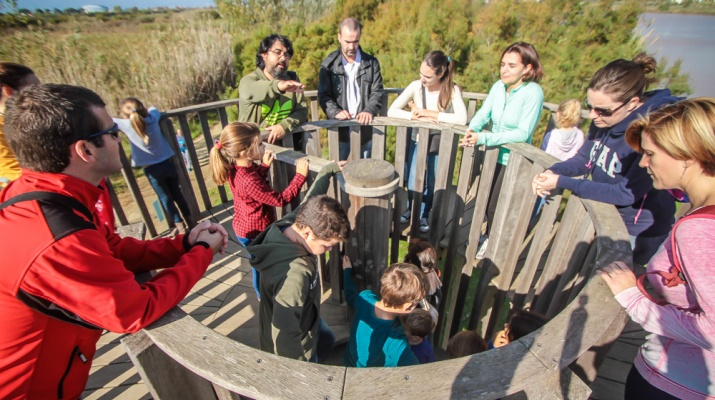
[476,237,489,259]
[400,210,411,224]
[419,218,429,232]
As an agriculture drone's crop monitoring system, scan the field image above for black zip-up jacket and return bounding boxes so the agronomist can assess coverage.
[318,47,384,144]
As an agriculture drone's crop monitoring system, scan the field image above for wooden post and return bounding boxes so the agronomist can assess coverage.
[339,159,399,292]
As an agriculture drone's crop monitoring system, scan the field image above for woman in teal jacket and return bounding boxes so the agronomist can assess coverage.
[460,42,544,257]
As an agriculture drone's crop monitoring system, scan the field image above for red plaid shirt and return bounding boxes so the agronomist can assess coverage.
[228,163,306,240]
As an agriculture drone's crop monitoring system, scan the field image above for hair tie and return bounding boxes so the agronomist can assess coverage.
[215,140,223,149]
[447,56,451,62]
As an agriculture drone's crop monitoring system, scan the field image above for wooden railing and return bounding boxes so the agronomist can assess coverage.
[114,91,632,398]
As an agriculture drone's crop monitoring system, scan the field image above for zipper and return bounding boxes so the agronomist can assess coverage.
[57,345,88,399]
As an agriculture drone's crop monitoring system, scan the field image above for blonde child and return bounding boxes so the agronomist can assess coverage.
[400,308,436,363]
[446,330,487,359]
[343,258,427,367]
[540,99,584,161]
[114,97,194,235]
[210,122,309,297]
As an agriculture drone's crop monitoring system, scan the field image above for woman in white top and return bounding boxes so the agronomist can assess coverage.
[388,50,467,232]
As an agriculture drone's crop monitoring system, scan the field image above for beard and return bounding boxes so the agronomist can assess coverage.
[269,63,288,79]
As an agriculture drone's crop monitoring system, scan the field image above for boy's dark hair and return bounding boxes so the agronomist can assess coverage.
[0,62,35,90]
[256,34,294,69]
[403,240,437,273]
[6,83,107,173]
[294,194,349,241]
[400,308,433,338]
[446,330,487,358]
[380,263,427,309]
[507,309,548,342]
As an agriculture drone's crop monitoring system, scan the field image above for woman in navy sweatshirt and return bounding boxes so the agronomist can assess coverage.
[532,53,679,266]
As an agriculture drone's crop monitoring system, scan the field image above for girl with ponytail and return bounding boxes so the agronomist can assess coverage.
[210,122,309,298]
[388,50,468,232]
[114,97,193,235]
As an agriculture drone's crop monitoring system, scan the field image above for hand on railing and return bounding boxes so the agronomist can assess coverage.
[262,149,275,167]
[266,125,286,144]
[411,108,438,122]
[356,111,374,125]
[335,110,351,120]
[460,130,479,147]
[532,170,559,198]
[597,261,636,296]
[295,157,310,177]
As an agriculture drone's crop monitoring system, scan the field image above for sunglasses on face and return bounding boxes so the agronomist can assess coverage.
[583,99,629,117]
[87,123,120,140]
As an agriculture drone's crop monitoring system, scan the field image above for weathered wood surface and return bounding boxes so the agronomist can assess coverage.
[113,96,631,399]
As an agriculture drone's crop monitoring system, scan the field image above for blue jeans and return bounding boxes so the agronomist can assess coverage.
[309,319,336,364]
[144,158,191,224]
[404,138,438,219]
[235,236,260,300]
[339,140,372,161]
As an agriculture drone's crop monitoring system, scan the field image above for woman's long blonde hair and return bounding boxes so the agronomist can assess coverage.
[120,97,150,145]
[210,122,262,185]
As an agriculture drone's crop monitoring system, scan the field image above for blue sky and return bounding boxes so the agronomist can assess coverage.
[15,0,214,10]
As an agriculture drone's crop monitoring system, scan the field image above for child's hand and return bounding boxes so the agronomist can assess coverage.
[493,329,509,348]
[342,255,352,270]
[262,149,275,166]
[296,157,310,177]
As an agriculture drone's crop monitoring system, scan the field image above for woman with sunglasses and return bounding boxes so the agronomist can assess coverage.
[532,53,679,266]
[114,98,194,235]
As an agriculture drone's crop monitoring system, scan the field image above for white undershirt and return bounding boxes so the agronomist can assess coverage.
[342,50,362,116]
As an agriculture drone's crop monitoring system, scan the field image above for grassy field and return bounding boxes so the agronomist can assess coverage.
[0,9,235,116]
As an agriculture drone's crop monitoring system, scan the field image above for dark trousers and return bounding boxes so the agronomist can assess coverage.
[625,365,680,400]
[144,158,191,224]
[485,162,506,236]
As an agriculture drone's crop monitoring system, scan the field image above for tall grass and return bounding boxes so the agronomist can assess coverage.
[0,11,236,114]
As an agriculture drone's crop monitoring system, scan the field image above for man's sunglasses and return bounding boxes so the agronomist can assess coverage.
[583,99,629,117]
[87,123,120,140]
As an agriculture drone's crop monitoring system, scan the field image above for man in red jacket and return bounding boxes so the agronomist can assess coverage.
[0,84,228,399]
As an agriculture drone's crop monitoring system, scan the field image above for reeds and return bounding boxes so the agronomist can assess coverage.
[0,12,236,115]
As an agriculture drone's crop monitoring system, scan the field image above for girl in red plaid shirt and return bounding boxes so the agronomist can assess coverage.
[210,122,309,297]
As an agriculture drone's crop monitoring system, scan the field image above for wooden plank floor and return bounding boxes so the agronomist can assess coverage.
[82,203,350,399]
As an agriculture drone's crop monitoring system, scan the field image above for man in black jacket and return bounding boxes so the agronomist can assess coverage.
[318,18,384,161]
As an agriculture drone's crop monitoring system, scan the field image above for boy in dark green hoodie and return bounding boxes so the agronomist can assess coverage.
[248,161,349,362]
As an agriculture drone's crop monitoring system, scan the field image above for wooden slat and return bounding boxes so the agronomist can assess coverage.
[482,153,539,338]
[349,125,360,161]
[328,128,340,164]
[391,125,409,264]
[408,127,430,238]
[117,145,157,237]
[122,330,218,400]
[309,99,319,122]
[104,177,128,226]
[160,117,202,223]
[428,129,458,247]
[533,198,591,317]
[126,308,346,400]
[217,107,229,128]
[303,127,321,157]
[197,111,228,205]
[371,125,386,160]
[178,114,211,213]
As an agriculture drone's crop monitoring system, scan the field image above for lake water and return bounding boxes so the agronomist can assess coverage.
[638,12,715,98]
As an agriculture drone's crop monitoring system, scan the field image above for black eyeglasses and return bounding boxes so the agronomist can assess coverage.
[87,123,120,140]
[583,99,629,117]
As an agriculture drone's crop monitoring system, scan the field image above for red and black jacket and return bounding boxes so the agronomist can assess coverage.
[0,171,213,399]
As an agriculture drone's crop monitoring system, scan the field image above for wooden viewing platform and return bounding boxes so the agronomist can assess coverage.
[89,90,645,399]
